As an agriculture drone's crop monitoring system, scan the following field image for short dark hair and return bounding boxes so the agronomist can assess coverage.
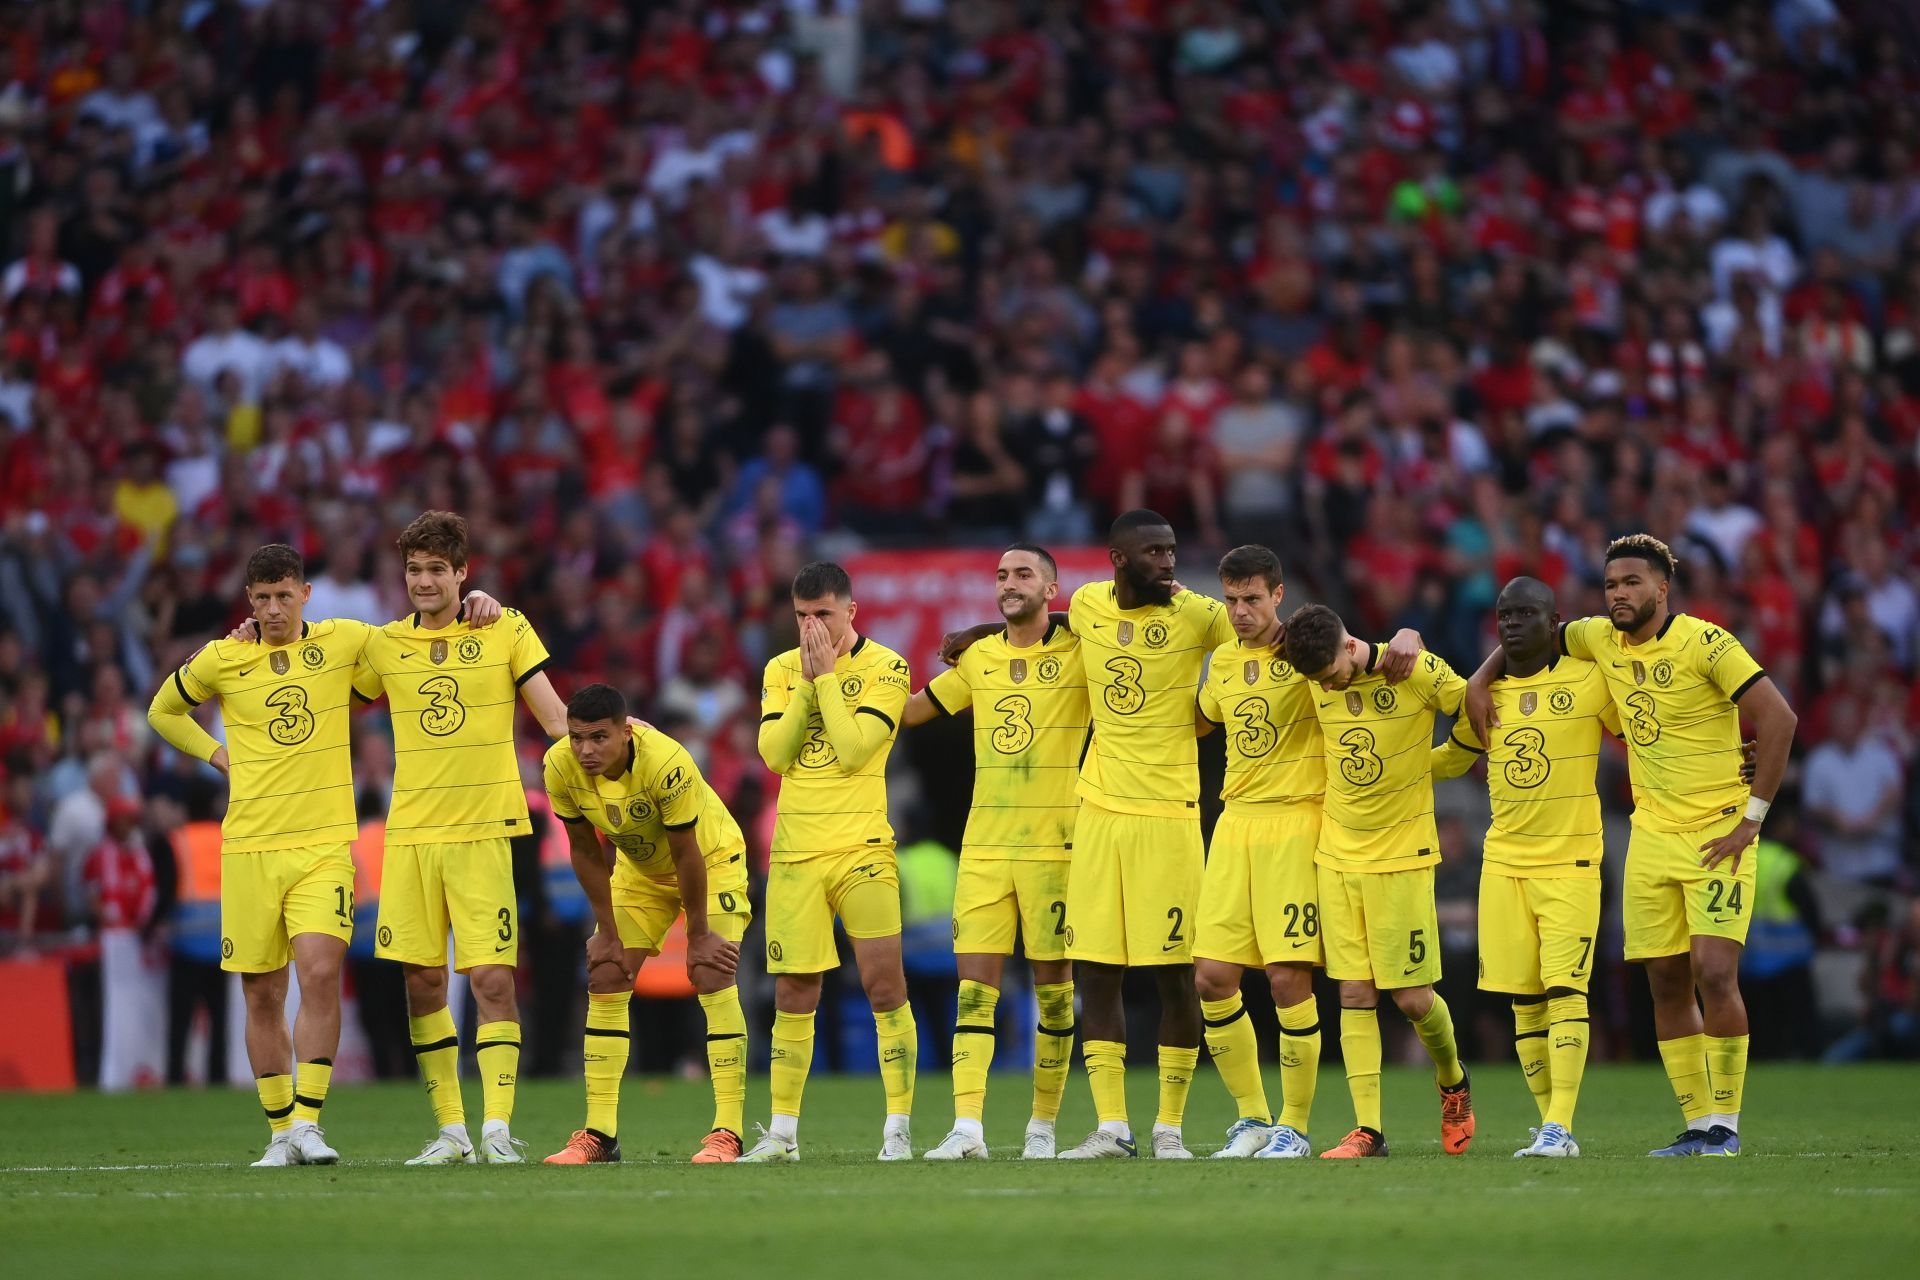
[1003,541,1058,580]
[1109,508,1171,545]
[1283,603,1346,674]
[566,683,627,725]
[1604,533,1677,581]
[244,544,304,588]
[792,560,852,601]
[397,510,470,569]
[1217,544,1283,589]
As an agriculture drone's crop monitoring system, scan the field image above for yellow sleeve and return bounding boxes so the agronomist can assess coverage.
[816,654,908,772]
[757,657,813,774]
[353,628,386,702]
[926,663,973,716]
[1592,671,1622,736]
[1560,617,1606,661]
[543,747,583,822]
[506,609,554,686]
[652,743,703,831]
[147,647,222,763]
[863,654,912,726]
[1417,651,1467,715]
[1197,669,1223,723]
[1430,734,1482,781]
[1696,624,1765,701]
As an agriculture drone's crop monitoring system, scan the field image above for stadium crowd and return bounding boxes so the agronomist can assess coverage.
[2,0,1918,1086]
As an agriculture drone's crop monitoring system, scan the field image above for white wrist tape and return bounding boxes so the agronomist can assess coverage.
[1745,796,1771,823]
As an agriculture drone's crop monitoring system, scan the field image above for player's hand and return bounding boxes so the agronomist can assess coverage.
[686,930,740,979]
[464,590,503,628]
[1738,739,1756,786]
[802,618,837,680]
[1465,678,1499,741]
[585,927,631,980]
[208,747,230,776]
[227,620,259,644]
[1381,628,1423,684]
[939,622,1000,666]
[1699,818,1759,873]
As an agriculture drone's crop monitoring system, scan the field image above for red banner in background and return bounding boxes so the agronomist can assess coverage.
[844,547,1114,679]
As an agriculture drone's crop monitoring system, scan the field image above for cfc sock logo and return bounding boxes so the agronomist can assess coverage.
[1713,1088,1735,1102]
[497,1073,516,1087]
[1281,1051,1302,1068]
[882,1046,907,1063]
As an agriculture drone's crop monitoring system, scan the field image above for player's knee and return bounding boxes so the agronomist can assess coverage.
[1267,967,1310,1008]
[860,969,906,1010]
[404,964,448,1005]
[296,954,342,995]
[1193,966,1236,1003]
[586,962,629,995]
[241,972,286,1013]
[1692,953,1740,998]
[1338,979,1377,1008]
[467,964,514,1008]
[1388,985,1433,1019]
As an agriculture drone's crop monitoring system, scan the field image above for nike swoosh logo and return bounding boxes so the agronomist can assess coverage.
[495,942,513,953]
[1402,965,1422,975]
[983,668,997,675]
[398,651,417,659]
[1162,942,1180,952]
[239,665,258,677]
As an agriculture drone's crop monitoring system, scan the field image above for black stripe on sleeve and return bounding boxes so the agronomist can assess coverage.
[555,811,586,825]
[759,713,783,725]
[925,684,954,717]
[1557,622,1571,656]
[1449,731,1484,755]
[513,657,552,688]
[662,819,697,832]
[352,688,375,704]
[857,705,896,731]
[174,670,201,708]
[1729,670,1766,704]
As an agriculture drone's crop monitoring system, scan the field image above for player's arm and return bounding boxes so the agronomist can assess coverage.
[906,665,972,729]
[757,658,813,773]
[1379,626,1425,684]
[559,817,631,979]
[1700,674,1797,872]
[1430,717,1484,781]
[817,654,909,771]
[505,610,564,736]
[147,651,228,774]
[664,826,738,979]
[1195,674,1221,739]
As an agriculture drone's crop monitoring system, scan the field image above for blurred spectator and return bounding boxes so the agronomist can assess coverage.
[1802,697,1907,887]
[1823,900,1920,1063]
[0,772,51,948]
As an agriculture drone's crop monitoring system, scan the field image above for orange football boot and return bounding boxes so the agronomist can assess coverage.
[544,1130,620,1164]
[1440,1072,1475,1155]
[691,1129,743,1164]
[1319,1128,1388,1159]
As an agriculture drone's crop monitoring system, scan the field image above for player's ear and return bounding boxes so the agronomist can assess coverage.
[1043,579,1058,602]
[299,582,312,604]
[845,599,857,625]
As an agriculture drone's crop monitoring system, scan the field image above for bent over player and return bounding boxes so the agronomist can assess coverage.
[542,685,747,1164]
[1465,536,1796,1157]
[742,562,917,1163]
[1286,603,1475,1159]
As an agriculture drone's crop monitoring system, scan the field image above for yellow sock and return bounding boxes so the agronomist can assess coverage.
[1341,1007,1383,1134]
[292,1059,332,1126]
[257,1073,294,1135]
[1657,1033,1713,1127]
[1155,1046,1198,1128]
[699,987,748,1137]
[1704,1033,1748,1127]
[583,992,630,1139]
[1084,1039,1128,1125]
[475,1021,520,1125]
[1031,982,1075,1122]
[1410,994,1465,1088]
[874,1003,917,1116]
[1277,998,1321,1134]
[1202,993,1270,1123]
[951,980,998,1123]
[1513,999,1552,1122]
[409,1006,464,1129]
[1546,993,1589,1130]
[769,1010,815,1119]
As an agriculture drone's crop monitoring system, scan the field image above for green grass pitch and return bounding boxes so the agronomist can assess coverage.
[3,1065,1916,1278]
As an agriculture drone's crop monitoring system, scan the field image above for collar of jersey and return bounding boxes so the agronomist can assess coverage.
[1619,611,1680,650]
[1501,652,1560,682]
[409,602,468,628]
[262,621,311,645]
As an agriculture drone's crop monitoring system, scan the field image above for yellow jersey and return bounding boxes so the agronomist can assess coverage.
[1197,637,1324,814]
[544,724,745,883]
[148,621,374,854]
[925,623,1086,860]
[1431,656,1618,876]
[1310,645,1465,873]
[356,607,552,845]
[1561,613,1763,833]
[1070,582,1236,818]
[760,635,911,860]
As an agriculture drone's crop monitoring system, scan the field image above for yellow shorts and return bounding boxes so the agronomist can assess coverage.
[953,856,1071,960]
[1477,871,1601,995]
[1316,863,1440,989]
[765,845,901,974]
[220,844,355,973]
[1624,815,1758,960]
[376,838,517,972]
[1196,806,1323,969]
[1065,805,1204,967]
[612,853,753,953]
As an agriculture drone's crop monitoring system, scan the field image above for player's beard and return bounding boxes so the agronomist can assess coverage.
[1610,598,1656,632]
[999,592,1045,625]
[1124,562,1175,606]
